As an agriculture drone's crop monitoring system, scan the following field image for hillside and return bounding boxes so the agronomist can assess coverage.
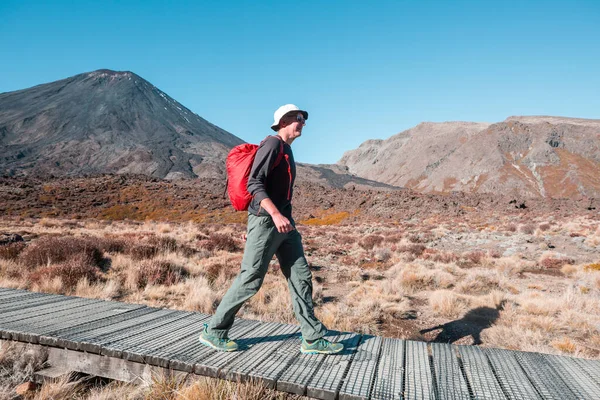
[339,116,600,198]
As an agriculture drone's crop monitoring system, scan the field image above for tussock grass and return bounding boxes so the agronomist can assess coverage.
[29,253,103,291]
[0,341,47,398]
[19,236,104,269]
[0,215,598,366]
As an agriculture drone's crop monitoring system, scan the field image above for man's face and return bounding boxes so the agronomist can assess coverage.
[281,112,305,138]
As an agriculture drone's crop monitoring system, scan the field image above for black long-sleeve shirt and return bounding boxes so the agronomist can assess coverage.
[247,135,296,219]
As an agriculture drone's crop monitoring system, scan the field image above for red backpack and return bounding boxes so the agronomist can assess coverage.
[225,135,285,211]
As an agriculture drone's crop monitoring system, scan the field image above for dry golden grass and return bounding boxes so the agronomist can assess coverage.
[0,341,47,399]
[429,290,471,318]
[0,214,599,376]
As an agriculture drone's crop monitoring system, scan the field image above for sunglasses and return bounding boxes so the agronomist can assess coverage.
[291,113,306,125]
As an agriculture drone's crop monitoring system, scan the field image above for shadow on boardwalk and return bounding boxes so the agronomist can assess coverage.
[419,301,506,345]
[235,331,359,355]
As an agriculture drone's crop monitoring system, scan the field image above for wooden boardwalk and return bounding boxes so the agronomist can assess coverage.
[1,287,599,399]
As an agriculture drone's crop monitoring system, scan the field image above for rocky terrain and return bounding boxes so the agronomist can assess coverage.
[339,116,600,198]
[0,175,597,225]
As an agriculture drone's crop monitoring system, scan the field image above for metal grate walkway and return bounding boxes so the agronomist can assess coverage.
[1,287,599,399]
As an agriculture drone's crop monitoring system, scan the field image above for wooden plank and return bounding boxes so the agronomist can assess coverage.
[0,295,72,317]
[431,343,470,400]
[6,299,140,330]
[339,335,382,400]
[194,320,282,378]
[306,332,362,400]
[276,330,344,395]
[123,312,212,366]
[513,351,578,400]
[0,298,101,339]
[404,340,434,400]
[371,337,405,400]
[216,323,299,382]
[0,294,53,308]
[572,357,600,387]
[33,366,71,384]
[457,345,507,400]
[39,307,156,347]
[0,295,92,320]
[44,342,189,385]
[483,348,542,400]
[245,328,303,389]
[100,310,197,358]
[0,291,44,302]
[4,301,139,343]
[71,309,183,353]
[167,318,261,373]
[38,304,149,347]
[543,354,600,399]
[0,288,30,297]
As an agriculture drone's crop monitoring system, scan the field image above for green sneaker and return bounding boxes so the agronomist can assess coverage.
[199,324,238,352]
[301,337,344,354]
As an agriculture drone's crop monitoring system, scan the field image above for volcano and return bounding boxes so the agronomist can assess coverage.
[0,69,244,179]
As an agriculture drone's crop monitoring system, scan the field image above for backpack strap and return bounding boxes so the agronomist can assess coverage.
[257,135,285,171]
[271,135,285,170]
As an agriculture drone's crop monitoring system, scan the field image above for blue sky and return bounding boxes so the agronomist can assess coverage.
[1,0,599,164]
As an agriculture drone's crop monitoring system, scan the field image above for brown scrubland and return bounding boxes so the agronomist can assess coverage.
[0,178,599,398]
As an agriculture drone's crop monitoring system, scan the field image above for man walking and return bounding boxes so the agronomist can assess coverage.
[199,104,343,354]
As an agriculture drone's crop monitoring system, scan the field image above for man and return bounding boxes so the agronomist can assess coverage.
[199,104,343,354]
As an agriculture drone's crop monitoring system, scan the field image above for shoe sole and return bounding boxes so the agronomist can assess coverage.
[300,347,344,355]
[199,335,237,352]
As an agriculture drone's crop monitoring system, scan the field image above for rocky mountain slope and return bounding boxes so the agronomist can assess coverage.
[339,116,600,198]
[0,70,396,190]
[0,69,244,179]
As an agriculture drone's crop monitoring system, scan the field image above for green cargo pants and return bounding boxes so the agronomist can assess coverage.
[207,214,327,341]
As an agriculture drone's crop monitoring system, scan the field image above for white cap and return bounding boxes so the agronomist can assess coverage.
[271,104,309,131]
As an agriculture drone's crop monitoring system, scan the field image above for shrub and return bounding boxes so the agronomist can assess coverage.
[19,236,103,269]
[538,223,551,232]
[0,243,26,260]
[408,234,426,243]
[397,244,426,256]
[539,256,574,269]
[505,223,517,232]
[434,251,459,263]
[488,249,502,259]
[359,235,384,250]
[129,244,159,260]
[97,236,128,253]
[373,247,392,262]
[29,253,102,291]
[147,235,179,252]
[200,234,240,252]
[520,224,536,234]
[204,261,239,283]
[336,235,356,245]
[135,260,188,288]
[458,251,486,267]
[384,234,403,243]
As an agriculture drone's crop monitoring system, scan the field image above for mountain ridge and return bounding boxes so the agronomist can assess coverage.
[338,116,600,198]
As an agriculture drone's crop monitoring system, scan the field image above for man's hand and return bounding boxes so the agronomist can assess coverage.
[272,212,295,233]
[259,198,295,233]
